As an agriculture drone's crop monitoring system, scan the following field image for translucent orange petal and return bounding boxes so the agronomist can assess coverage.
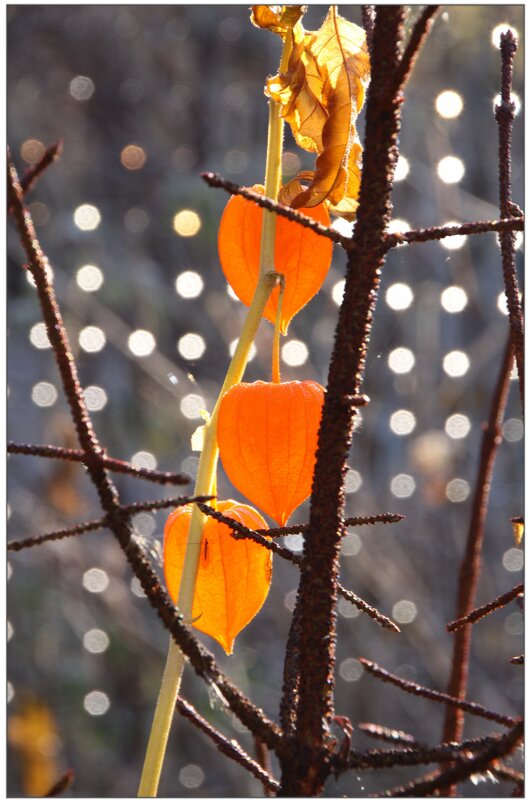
[218,185,333,334]
[163,500,272,654]
[217,381,325,525]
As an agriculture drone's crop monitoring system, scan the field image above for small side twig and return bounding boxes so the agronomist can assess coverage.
[510,655,524,665]
[7,140,63,213]
[376,720,523,797]
[447,583,524,632]
[348,731,516,771]
[357,722,416,746]
[8,442,190,485]
[7,495,213,552]
[385,217,523,249]
[389,6,440,95]
[360,658,518,728]
[176,697,279,794]
[43,769,75,798]
[263,512,404,538]
[201,172,350,247]
[198,503,400,632]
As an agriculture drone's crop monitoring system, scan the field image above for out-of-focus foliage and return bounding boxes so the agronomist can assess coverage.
[7,5,523,797]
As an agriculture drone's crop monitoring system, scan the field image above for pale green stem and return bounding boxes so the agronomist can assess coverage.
[137,28,292,796]
[272,275,285,384]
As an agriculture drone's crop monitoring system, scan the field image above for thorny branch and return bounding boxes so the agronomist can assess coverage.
[176,697,279,793]
[388,6,440,96]
[198,503,400,633]
[447,583,524,632]
[377,720,523,797]
[358,722,416,746]
[495,30,524,407]
[360,658,519,728]
[442,324,515,752]
[7,139,63,212]
[7,495,213,552]
[7,154,284,755]
[202,171,523,254]
[8,442,190,485]
[277,10,407,796]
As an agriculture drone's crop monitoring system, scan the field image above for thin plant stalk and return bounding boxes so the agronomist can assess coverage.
[137,29,293,797]
[272,276,285,384]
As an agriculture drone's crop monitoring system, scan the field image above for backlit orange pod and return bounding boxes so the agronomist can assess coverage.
[218,185,333,334]
[217,380,325,525]
[163,500,272,655]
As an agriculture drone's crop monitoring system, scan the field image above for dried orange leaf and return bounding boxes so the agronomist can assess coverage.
[251,5,306,37]
[218,380,325,525]
[218,184,332,334]
[267,7,370,217]
[164,500,272,654]
[511,516,524,545]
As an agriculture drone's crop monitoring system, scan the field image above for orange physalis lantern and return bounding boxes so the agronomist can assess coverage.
[218,185,332,334]
[217,380,325,525]
[163,500,272,654]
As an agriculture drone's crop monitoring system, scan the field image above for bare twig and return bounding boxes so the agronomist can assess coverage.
[176,697,279,794]
[360,658,518,728]
[8,442,190,485]
[7,518,106,551]
[447,583,524,632]
[7,154,284,754]
[357,722,416,746]
[263,512,404,538]
[348,731,516,771]
[386,217,523,249]
[442,334,514,752]
[7,140,63,213]
[198,503,400,632]
[495,30,524,407]
[201,172,350,247]
[510,655,524,665]
[7,495,213,552]
[278,11,408,795]
[44,769,75,798]
[389,6,440,95]
[376,720,523,797]
[253,737,275,797]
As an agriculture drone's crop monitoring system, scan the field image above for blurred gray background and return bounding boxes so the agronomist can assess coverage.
[7,5,524,797]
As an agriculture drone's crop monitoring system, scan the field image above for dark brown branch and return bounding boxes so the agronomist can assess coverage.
[176,697,279,794]
[7,517,106,551]
[361,658,518,728]
[442,334,514,751]
[44,769,75,798]
[7,495,213,552]
[386,217,523,249]
[337,585,400,633]
[7,140,63,213]
[510,655,524,665]
[447,583,524,632]
[495,30,524,407]
[263,512,404,538]
[361,6,376,56]
[198,503,400,633]
[7,154,284,754]
[253,737,275,797]
[201,172,350,247]
[8,442,190,485]
[348,731,515,771]
[278,10,408,796]
[490,763,524,787]
[357,722,416,746]
[376,720,524,797]
[389,6,440,95]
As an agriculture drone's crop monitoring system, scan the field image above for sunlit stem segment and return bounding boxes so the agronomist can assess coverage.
[272,275,286,384]
[137,27,293,800]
